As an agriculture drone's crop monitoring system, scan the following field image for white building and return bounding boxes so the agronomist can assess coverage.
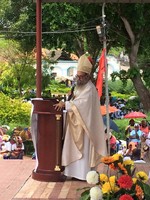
[51,60,78,80]
[51,55,121,80]
[107,55,120,79]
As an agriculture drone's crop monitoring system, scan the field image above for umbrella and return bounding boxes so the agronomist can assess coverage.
[100,105,118,116]
[102,116,120,133]
[124,111,147,119]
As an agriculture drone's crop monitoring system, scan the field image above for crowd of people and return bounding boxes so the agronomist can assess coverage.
[100,92,144,120]
[0,126,25,160]
[107,119,150,162]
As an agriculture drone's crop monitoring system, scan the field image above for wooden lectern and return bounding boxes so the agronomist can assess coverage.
[31,99,65,182]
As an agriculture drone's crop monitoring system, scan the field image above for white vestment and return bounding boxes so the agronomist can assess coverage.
[62,80,106,180]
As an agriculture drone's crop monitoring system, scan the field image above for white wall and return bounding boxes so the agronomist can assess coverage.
[52,60,77,79]
[52,57,120,80]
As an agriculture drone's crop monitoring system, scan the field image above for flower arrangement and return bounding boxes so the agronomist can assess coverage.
[79,153,150,200]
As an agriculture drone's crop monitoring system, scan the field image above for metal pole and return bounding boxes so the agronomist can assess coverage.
[102,3,110,155]
[36,0,42,98]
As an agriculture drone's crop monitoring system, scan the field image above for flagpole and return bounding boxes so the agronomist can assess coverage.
[102,3,110,155]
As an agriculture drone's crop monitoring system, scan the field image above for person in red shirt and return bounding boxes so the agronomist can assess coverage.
[105,129,117,155]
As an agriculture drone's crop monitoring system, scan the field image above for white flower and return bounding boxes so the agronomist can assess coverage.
[90,186,103,200]
[86,171,99,184]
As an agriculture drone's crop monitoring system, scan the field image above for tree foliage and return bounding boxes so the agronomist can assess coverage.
[1,2,150,110]
[0,40,36,97]
[1,1,104,59]
[105,3,150,111]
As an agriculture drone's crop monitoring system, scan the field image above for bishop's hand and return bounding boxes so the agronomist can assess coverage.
[53,101,65,111]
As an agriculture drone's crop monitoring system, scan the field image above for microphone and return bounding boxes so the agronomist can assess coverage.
[67,85,76,101]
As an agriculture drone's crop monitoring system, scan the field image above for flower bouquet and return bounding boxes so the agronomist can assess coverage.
[79,153,150,200]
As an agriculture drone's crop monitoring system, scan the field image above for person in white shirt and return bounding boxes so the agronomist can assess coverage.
[10,136,24,159]
[0,135,11,159]
[129,123,143,145]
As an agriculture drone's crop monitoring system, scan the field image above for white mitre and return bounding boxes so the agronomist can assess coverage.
[77,54,92,74]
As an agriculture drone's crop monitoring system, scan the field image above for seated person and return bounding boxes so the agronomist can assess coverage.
[123,142,137,157]
[140,120,149,136]
[129,123,143,147]
[140,125,150,160]
[0,125,9,136]
[10,136,24,159]
[131,148,141,161]
[117,146,127,156]
[0,135,11,159]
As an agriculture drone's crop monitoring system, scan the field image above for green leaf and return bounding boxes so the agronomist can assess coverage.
[80,189,90,200]
[142,182,150,199]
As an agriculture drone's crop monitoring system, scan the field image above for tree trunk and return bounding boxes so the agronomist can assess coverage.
[121,16,150,112]
[17,78,22,97]
[131,76,150,112]
[129,44,150,112]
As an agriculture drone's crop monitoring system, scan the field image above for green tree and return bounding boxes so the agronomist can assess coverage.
[1,2,150,110]
[0,40,36,97]
[1,2,103,59]
[106,3,150,111]
[0,0,11,29]
[0,0,36,51]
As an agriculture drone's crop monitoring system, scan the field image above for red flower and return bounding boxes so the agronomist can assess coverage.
[119,194,134,200]
[117,175,133,189]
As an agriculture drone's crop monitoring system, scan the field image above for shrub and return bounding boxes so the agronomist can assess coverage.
[0,92,31,125]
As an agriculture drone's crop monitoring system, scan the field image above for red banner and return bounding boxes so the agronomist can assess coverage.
[96,48,106,97]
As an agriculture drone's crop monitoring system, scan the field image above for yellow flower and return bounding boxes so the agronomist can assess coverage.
[102,181,119,194]
[132,177,137,184]
[101,182,112,194]
[109,176,116,183]
[112,153,121,161]
[100,174,108,183]
[136,171,149,183]
[123,159,134,166]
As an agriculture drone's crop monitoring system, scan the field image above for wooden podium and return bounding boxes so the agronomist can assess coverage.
[31,99,65,182]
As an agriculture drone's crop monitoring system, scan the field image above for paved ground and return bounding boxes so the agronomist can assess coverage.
[1,156,150,200]
[0,156,35,200]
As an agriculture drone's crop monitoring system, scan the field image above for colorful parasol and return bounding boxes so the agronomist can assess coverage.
[124,111,147,119]
[100,105,118,116]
